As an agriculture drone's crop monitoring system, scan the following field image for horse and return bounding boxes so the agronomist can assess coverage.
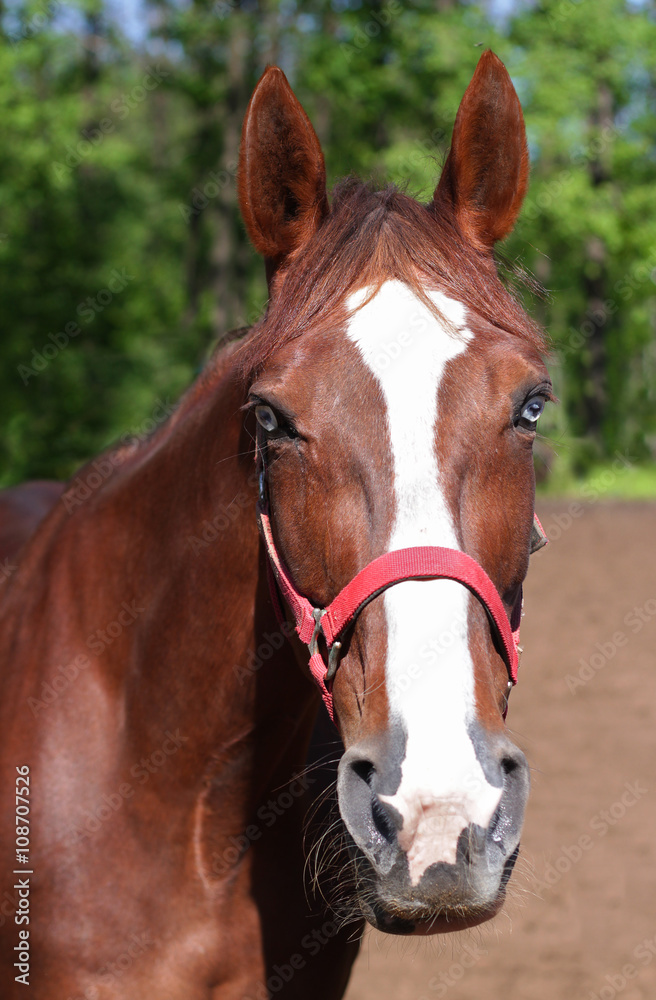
[0,50,551,999]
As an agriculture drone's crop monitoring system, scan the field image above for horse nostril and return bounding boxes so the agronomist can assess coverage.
[351,758,375,787]
[348,758,398,846]
[485,743,530,859]
[501,754,519,777]
[494,739,529,786]
[338,751,401,873]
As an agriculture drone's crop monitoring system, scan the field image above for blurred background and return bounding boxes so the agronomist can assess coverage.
[1,0,655,494]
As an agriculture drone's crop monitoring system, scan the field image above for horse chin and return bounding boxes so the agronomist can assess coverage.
[346,843,518,937]
[357,891,506,937]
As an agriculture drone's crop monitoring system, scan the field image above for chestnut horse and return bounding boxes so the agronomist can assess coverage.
[0,51,551,998]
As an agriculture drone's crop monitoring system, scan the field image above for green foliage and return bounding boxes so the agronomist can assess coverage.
[506,0,656,470]
[0,0,655,488]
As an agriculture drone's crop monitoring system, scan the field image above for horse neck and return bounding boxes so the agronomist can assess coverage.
[20,342,319,802]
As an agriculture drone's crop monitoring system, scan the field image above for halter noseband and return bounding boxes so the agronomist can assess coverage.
[255,441,546,724]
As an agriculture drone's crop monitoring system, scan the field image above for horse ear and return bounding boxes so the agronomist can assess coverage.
[433,50,529,250]
[238,66,329,277]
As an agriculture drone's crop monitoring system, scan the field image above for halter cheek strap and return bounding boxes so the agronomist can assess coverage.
[255,446,546,725]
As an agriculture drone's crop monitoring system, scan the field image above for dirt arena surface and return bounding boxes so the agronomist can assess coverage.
[345,500,656,1000]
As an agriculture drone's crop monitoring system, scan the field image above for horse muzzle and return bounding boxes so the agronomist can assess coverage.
[336,732,530,935]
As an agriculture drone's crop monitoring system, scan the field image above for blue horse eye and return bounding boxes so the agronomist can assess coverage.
[255,405,278,432]
[520,397,545,423]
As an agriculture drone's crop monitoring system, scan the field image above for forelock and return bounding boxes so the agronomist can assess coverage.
[237,179,545,382]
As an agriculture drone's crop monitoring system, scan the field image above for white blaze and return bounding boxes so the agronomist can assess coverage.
[346,280,502,883]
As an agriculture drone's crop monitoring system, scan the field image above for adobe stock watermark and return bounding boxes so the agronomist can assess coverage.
[118,397,178,445]
[541,450,635,542]
[522,117,626,226]
[546,0,588,27]
[27,600,146,716]
[53,66,170,178]
[187,472,258,556]
[364,294,466,376]
[378,607,469,703]
[369,325,414,375]
[61,397,177,512]
[242,915,345,1000]
[418,942,488,999]
[557,247,656,362]
[340,0,403,62]
[386,114,457,188]
[588,928,656,1000]
[533,779,648,895]
[64,931,159,1000]
[213,0,240,18]
[64,730,188,846]
[178,160,238,222]
[6,0,64,44]
[234,603,469,697]
[18,268,135,384]
[566,596,656,694]
[210,773,315,877]
[233,621,294,686]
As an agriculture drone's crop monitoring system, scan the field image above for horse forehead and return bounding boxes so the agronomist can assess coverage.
[344,280,474,421]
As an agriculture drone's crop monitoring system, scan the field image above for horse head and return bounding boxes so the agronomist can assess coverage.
[237,52,551,936]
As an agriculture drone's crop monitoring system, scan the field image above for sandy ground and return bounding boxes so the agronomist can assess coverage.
[345,501,656,1000]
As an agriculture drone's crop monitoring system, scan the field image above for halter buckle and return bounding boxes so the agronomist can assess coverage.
[309,608,342,689]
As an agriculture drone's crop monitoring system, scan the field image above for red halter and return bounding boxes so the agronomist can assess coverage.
[256,448,546,724]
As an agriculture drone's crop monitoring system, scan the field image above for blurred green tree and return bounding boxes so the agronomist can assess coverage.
[506,0,656,470]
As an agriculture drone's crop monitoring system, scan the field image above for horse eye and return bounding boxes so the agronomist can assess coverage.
[520,397,545,425]
[255,405,279,433]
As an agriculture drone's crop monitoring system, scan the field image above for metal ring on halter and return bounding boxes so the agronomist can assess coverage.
[501,679,513,718]
[325,640,343,684]
[308,607,325,657]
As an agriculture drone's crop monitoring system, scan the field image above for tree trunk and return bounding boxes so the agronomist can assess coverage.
[579,81,614,452]
[209,19,254,338]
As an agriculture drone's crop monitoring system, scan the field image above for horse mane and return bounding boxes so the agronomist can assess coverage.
[237,178,546,380]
